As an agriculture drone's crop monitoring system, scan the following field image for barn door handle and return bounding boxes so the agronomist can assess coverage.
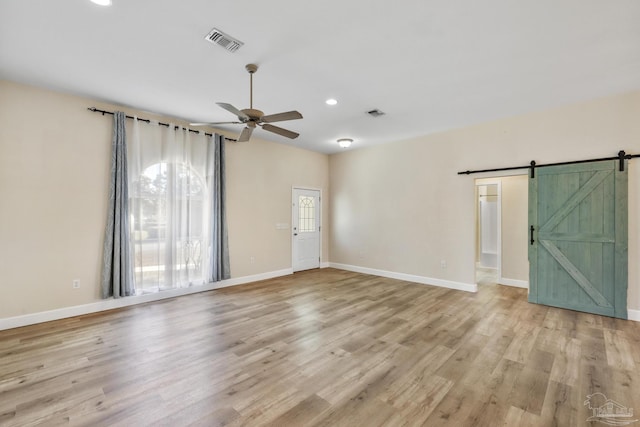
[530,225,535,245]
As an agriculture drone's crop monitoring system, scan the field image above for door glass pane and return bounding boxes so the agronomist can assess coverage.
[299,196,315,232]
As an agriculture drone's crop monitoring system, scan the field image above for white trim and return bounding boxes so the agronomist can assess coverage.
[0,268,293,331]
[498,277,529,289]
[628,309,640,322]
[329,263,477,293]
[320,262,330,269]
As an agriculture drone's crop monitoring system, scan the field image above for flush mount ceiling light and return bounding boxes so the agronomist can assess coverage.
[367,108,385,117]
[337,138,353,148]
[325,99,338,106]
[90,0,112,5]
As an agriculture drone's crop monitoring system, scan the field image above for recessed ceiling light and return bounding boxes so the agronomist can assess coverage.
[337,138,353,148]
[90,0,112,6]
[325,99,338,106]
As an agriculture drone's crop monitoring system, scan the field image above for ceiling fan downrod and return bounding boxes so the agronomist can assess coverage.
[246,63,258,110]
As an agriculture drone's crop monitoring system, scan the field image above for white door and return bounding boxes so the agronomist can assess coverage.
[292,188,321,272]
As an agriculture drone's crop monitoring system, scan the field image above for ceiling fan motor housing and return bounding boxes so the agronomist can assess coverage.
[242,108,264,121]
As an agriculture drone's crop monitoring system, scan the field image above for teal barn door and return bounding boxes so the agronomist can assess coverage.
[528,160,628,319]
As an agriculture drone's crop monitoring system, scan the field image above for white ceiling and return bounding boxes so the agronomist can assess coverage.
[1,0,639,154]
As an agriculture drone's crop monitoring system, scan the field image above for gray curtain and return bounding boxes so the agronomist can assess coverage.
[210,134,230,281]
[101,112,134,298]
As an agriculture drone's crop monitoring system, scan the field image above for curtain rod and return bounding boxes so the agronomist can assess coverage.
[458,150,640,177]
[87,107,237,142]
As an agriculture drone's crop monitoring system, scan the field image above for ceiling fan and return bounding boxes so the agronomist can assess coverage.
[191,63,303,142]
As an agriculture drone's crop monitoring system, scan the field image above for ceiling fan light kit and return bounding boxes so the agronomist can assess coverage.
[337,138,353,148]
[191,64,302,143]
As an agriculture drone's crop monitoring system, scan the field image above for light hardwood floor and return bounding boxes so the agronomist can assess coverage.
[2,268,640,426]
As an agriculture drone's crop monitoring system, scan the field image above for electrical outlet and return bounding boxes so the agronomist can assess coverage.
[440,260,447,269]
[72,279,80,289]
[250,256,255,264]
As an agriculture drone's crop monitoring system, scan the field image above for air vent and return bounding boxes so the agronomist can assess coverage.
[367,109,385,117]
[204,28,244,53]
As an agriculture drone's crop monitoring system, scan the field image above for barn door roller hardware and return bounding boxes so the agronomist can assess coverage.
[457,150,639,177]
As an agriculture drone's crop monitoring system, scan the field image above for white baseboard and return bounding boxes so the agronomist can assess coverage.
[221,268,293,288]
[329,263,477,293]
[320,262,330,269]
[628,309,640,322]
[4,267,636,330]
[498,277,529,289]
[0,268,293,331]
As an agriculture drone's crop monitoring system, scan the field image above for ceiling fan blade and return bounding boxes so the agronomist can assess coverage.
[217,102,250,121]
[238,127,254,142]
[261,124,299,139]
[190,121,243,126]
[261,111,303,123]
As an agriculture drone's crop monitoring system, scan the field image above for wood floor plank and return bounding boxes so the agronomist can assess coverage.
[547,335,581,387]
[507,348,554,415]
[503,321,542,363]
[433,333,489,382]
[538,380,579,426]
[459,326,515,390]
[603,328,636,370]
[425,385,482,426]
[264,393,330,427]
[459,358,524,426]
[1,268,639,426]
[503,405,541,427]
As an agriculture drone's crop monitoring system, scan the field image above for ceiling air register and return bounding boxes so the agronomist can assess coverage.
[204,28,244,53]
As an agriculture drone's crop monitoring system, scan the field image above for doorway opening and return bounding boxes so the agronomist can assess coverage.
[474,175,529,289]
[475,180,501,285]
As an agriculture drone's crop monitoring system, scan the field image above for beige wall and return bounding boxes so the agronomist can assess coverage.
[330,90,640,310]
[2,78,639,320]
[226,134,329,276]
[0,80,329,318]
